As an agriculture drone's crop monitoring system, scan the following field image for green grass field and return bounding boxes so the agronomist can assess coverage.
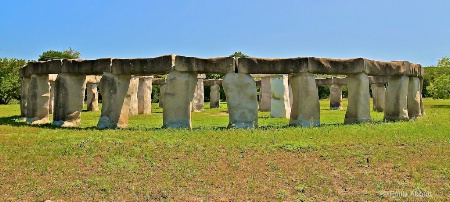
[0,99,449,201]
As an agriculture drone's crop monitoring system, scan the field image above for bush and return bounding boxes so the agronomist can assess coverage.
[0,58,27,104]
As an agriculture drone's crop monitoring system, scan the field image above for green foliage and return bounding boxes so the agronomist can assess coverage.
[229,51,248,58]
[38,47,81,61]
[426,74,450,99]
[423,56,450,98]
[438,56,450,67]
[0,58,27,104]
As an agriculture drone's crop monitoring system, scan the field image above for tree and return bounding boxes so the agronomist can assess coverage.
[38,47,81,61]
[0,58,27,104]
[423,56,450,98]
[426,75,450,99]
[229,51,248,58]
[437,56,450,67]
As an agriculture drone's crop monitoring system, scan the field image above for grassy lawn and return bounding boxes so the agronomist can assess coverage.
[0,99,449,201]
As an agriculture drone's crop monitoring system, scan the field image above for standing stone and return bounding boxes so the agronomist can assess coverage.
[128,77,139,116]
[52,73,87,127]
[289,73,320,127]
[20,77,31,118]
[420,78,425,116]
[384,76,409,121]
[162,70,197,129]
[97,73,132,129]
[26,74,50,124]
[86,83,99,111]
[371,83,386,112]
[49,82,55,114]
[223,73,258,128]
[159,84,166,108]
[345,73,371,124]
[407,77,422,119]
[270,75,290,118]
[192,75,205,112]
[138,77,153,114]
[329,84,343,110]
[210,83,220,108]
[259,76,271,111]
[289,84,293,108]
[82,80,87,106]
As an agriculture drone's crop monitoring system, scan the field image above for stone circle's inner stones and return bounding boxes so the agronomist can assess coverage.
[419,78,425,116]
[371,83,386,112]
[330,84,343,110]
[128,77,139,116]
[192,74,205,112]
[162,70,197,129]
[259,76,271,111]
[223,73,258,128]
[407,76,422,119]
[52,73,87,127]
[174,56,235,73]
[138,77,153,114]
[270,75,291,118]
[345,73,372,124]
[210,83,220,108]
[159,84,166,108]
[384,76,409,121]
[26,74,50,124]
[49,81,55,114]
[20,77,30,118]
[289,73,320,127]
[86,83,99,111]
[97,73,132,129]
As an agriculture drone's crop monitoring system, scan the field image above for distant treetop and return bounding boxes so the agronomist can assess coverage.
[230,51,248,58]
[38,47,81,61]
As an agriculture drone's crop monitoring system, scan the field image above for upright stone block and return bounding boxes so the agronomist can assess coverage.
[192,76,205,112]
[128,77,139,116]
[20,77,31,118]
[259,76,271,111]
[345,73,371,124]
[52,73,87,127]
[159,84,166,108]
[270,75,291,118]
[371,83,385,112]
[97,73,132,129]
[420,78,425,116]
[289,73,320,127]
[86,83,99,111]
[162,70,197,128]
[138,77,153,114]
[407,77,422,119]
[210,83,220,108]
[329,84,343,110]
[49,81,55,114]
[384,76,409,121]
[223,73,258,128]
[26,74,50,124]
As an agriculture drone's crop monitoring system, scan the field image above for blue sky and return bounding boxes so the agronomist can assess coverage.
[1,0,449,66]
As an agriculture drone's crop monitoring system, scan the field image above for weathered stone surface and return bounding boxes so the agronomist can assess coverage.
[420,78,425,115]
[237,57,308,74]
[270,75,290,118]
[259,77,271,111]
[159,84,166,108]
[128,77,139,116]
[204,79,223,86]
[49,82,55,114]
[86,83,99,111]
[111,55,174,75]
[384,76,409,121]
[308,57,365,75]
[138,77,153,114]
[330,84,343,110]
[345,73,371,124]
[26,74,50,124]
[174,56,235,73]
[371,84,386,112]
[210,83,220,108]
[162,70,197,129]
[52,73,86,127]
[223,73,258,128]
[289,73,320,127]
[97,73,132,129]
[20,77,31,118]
[365,60,420,76]
[86,75,102,83]
[191,77,205,112]
[152,78,166,85]
[407,77,422,119]
[78,59,112,75]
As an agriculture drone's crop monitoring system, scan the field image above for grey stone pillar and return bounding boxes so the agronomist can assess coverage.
[407,77,422,119]
[345,73,371,124]
[192,75,205,112]
[48,81,55,114]
[26,74,50,124]
[289,73,320,127]
[223,73,258,128]
[210,83,220,108]
[419,78,425,116]
[329,84,343,110]
[371,83,386,112]
[138,77,153,114]
[128,76,139,116]
[384,76,409,121]
[270,75,291,118]
[159,84,166,108]
[86,83,99,111]
[259,77,271,111]
[20,77,31,118]
[97,72,132,129]
[52,73,87,127]
[162,70,197,129]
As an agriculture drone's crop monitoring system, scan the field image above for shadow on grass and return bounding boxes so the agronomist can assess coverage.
[430,105,450,108]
